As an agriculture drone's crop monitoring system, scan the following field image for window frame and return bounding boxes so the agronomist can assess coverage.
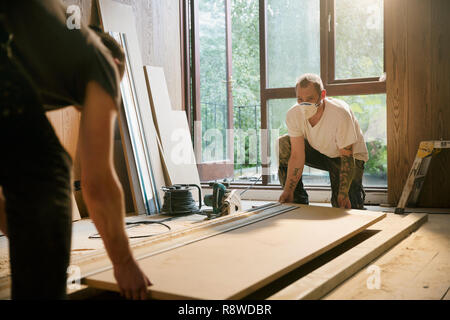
[320,0,386,96]
[181,0,235,182]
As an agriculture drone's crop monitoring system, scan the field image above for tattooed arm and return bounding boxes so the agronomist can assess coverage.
[337,144,355,208]
[279,136,305,203]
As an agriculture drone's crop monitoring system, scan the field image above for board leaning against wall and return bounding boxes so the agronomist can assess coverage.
[97,0,168,214]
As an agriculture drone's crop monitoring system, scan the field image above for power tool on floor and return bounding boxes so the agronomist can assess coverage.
[203,176,262,219]
[203,181,242,218]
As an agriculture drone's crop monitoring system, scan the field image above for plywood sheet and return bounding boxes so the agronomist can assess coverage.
[85,205,385,299]
[144,66,201,191]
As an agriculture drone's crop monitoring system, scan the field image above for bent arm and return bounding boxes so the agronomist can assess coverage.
[78,81,132,266]
[284,136,306,193]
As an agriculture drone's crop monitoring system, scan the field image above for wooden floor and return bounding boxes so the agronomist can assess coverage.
[0,202,448,300]
[323,210,450,300]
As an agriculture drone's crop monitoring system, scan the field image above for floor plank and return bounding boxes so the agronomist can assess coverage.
[324,214,450,300]
[268,213,427,300]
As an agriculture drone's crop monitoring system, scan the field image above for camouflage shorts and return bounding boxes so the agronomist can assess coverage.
[278,134,366,209]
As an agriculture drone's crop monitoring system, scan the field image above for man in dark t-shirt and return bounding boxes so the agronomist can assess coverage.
[0,1,151,299]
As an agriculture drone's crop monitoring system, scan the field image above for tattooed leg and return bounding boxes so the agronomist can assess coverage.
[348,160,366,209]
[338,145,355,208]
[339,156,355,195]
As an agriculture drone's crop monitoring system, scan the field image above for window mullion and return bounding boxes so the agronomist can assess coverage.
[259,0,269,185]
[225,0,234,162]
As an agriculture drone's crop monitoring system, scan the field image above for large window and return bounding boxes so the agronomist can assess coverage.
[268,94,387,187]
[186,0,262,182]
[232,0,261,181]
[266,0,320,88]
[334,0,384,80]
[199,0,229,163]
[183,0,386,188]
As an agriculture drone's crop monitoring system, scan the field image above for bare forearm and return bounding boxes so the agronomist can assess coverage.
[82,175,132,266]
[285,156,305,193]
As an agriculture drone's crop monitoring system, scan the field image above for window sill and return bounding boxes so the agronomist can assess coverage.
[201,182,387,193]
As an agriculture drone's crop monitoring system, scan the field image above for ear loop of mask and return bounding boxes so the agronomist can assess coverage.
[315,93,323,108]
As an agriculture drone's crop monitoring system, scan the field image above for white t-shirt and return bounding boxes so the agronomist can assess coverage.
[285,97,369,162]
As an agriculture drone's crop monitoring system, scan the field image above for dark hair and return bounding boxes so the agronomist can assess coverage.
[295,73,324,95]
[89,25,125,79]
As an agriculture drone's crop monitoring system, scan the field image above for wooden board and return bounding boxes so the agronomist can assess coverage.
[65,203,287,299]
[72,203,290,280]
[84,205,385,299]
[97,0,167,211]
[144,66,201,194]
[268,212,427,300]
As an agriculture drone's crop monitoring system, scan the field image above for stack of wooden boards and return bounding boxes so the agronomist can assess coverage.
[98,0,201,212]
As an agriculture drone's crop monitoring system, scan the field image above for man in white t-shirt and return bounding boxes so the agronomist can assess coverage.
[278,73,368,209]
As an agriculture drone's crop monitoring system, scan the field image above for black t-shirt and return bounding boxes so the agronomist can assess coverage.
[0,0,120,111]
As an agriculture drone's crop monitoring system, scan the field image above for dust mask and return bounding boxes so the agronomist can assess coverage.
[299,99,321,119]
